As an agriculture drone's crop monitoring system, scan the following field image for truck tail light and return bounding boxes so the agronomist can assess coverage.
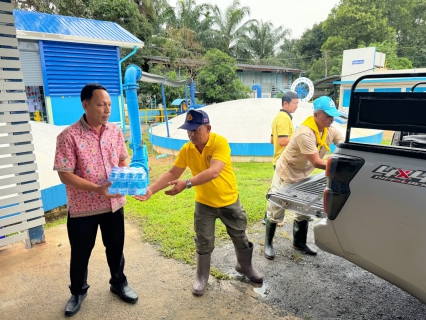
[324,155,365,220]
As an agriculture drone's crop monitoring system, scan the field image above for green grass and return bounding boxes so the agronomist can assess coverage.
[44,217,67,229]
[125,161,272,265]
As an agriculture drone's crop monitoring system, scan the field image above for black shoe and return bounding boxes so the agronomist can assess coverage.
[293,244,318,255]
[293,220,318,256]
[110,284,138,303]
[64,293,87,317]
[264,219,277,260]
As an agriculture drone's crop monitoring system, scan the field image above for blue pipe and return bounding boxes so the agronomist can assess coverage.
[123,64,149,183]
[161,83,170,137]
[252,84,262,98]
[184,84,188,113]
[119,46,137,133]
[190,81,196,106]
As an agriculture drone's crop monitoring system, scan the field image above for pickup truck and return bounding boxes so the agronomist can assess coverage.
[268,72,426,304]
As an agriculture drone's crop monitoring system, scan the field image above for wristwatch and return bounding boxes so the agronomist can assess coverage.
[186,179,192,189]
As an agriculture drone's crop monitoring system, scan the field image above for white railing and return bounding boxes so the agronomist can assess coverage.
[0,0,45,248]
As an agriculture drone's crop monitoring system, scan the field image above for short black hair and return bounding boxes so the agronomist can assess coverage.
[282,91,299,105]
[80,83,108,102]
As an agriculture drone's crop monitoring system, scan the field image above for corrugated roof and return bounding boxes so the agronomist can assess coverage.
[146,56,304,73]
[236,63,304,73]
[13,10,144,48]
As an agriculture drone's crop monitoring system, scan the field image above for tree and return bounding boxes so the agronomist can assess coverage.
[295,23,327,60]
[321,0,395,52]
[12,0,55,12]
[196,49,250,104]
[166,0,213,33]
[238,20,291,62]
[203,0,255,56]
[307,55,342,81]
[91,0,153,42]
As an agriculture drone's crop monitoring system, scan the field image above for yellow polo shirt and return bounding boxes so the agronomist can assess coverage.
[271,110,294,165]
[174,133,238,208]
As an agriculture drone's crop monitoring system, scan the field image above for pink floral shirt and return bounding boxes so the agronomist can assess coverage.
[53,116,128,218]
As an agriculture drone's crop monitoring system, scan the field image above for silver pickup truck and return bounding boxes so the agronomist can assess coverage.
[268,72,426,304]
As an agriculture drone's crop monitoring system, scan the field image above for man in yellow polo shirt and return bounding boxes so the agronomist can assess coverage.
[134,109,263,297]
[271,91,299,168]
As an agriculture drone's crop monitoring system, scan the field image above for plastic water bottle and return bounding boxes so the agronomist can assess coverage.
[108,167,120,194]
[135,168,147,196]
[118,167,128,195]
[127,168,137,195]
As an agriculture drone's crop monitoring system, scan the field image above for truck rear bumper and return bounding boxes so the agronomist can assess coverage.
[314,218,344,257]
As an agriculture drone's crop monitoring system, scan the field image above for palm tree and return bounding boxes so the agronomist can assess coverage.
[171,0,213,32]
[239,20,291,62]
[203,0,255,56]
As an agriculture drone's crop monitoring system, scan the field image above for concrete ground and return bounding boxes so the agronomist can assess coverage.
[0,221,297,320]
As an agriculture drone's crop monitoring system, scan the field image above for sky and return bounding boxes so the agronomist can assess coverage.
[193,0,341,39]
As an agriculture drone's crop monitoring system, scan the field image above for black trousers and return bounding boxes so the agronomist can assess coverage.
[67,207,127,295]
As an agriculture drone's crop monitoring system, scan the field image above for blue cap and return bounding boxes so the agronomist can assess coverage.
[313,96,341,117]
[178,109,210,130]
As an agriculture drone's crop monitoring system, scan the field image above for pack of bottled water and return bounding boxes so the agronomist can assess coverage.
[108,166,148,196]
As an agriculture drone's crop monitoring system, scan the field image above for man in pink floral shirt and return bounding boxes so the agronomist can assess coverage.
[54,84,137,317]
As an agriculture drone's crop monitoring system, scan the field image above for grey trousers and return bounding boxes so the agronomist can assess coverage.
[194,198,250,255]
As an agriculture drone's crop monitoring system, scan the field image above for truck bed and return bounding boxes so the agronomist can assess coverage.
[267,173,326,218]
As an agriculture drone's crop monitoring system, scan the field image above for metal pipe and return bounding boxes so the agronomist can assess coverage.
[251,84,262,98]
[119,46,137,133]
[123,64,149,183]
[161,83,170,137]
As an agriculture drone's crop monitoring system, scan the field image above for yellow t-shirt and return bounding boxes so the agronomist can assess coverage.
[276,125,344,183]
[174,133,238,208]
[271,110,294,165]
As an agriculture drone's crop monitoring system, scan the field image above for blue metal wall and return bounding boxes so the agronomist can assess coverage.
[39,40,121,125]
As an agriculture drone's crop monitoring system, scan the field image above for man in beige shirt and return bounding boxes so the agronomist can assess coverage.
[264,96,344,260]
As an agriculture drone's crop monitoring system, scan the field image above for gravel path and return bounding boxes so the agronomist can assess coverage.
[212,218,426,320]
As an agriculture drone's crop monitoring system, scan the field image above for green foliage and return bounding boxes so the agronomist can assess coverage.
[322,0,395,52]
[196,49,250,104]
[203,0,255,55]
[91,0,153,42]
[238,20,291,62]
[137,64,186,108]
[295,23,327,60]
[308,55,342,81]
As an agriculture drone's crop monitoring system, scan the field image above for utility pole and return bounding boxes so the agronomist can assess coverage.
[324,51,328,78]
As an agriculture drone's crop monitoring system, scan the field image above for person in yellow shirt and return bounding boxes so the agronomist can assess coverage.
[264,96,344,260]
[135,109,263,296]
[271,91,299,168]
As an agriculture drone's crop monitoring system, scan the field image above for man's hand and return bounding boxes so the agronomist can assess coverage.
[133,188,153,201]
[165,179,186,196]
[97,182,122,199]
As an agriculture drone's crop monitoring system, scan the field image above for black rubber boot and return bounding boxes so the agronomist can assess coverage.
[235,242,263,283]
[192,253,211,296]
[264,219,277,260]
[292,220,317,255]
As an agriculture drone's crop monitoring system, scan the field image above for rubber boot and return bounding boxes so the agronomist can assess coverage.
[235,242,263,283]
[264,219,277,260]
[192,253,211,296]
[292,220,317,255]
